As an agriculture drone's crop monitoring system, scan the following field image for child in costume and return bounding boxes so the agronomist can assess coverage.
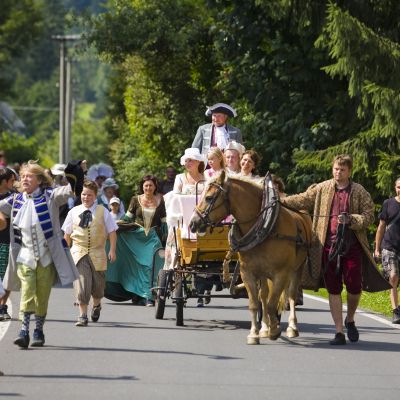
[62,180,117,326]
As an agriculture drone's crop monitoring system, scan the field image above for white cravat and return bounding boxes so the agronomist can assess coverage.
[215,125,229,150]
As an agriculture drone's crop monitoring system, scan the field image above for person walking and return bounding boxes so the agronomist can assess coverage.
[283,154,390,345]
[0,161,82,348]
[63,180,117,327]
[374,177,400,324]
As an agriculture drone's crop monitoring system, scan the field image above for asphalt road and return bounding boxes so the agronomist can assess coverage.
[0,287,399,400]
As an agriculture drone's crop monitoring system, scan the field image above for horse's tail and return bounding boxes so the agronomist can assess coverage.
[267,279,286,315]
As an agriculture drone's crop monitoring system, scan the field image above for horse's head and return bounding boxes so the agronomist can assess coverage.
[189,170,230,233]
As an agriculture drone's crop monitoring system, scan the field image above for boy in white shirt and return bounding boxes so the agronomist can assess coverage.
[62,180,117,326]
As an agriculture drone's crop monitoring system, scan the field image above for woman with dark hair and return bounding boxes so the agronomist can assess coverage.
[240,149,261,182]
[105,175,167,306]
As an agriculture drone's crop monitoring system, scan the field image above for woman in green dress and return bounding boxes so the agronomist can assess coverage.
[105,175,167,306]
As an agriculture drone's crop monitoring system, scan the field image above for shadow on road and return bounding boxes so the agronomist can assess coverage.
[37,344,242,360]
[0,373,137,381]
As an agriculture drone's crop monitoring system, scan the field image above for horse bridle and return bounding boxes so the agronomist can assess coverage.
[194,180,231,227]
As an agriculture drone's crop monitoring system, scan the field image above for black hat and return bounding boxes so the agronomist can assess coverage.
[205,103,237,118]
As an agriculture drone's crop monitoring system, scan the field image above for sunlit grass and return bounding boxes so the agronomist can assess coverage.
[305,288,394,318]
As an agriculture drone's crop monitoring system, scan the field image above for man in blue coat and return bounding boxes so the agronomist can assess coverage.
[192,103,242,157]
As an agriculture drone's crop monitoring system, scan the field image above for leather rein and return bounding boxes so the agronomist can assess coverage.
[194,180,232,227]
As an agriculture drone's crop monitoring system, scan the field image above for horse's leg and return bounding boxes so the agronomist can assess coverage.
[267,274,289,340]
[259,279,270,338]
[286,268,301,338]
[241,270,260,345]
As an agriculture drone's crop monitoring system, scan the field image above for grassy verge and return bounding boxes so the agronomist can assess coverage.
[305,288,393,319]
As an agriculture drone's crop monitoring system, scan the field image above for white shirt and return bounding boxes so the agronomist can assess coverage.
[215,125,229,150]
[62,202,118,235]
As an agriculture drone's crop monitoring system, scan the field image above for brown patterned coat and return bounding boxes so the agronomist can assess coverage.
[283,179,390,292]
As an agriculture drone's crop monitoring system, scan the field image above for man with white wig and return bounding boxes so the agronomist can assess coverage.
[225,140,246,175]
[192,103,242,157]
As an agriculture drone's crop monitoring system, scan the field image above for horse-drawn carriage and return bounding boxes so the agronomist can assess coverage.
[151,217,241,327]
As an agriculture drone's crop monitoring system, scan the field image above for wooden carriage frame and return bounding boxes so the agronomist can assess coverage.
[151,224,241,326]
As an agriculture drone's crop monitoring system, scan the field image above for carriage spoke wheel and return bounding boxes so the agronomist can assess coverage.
[174,273,184,326]
[155,270,168,320]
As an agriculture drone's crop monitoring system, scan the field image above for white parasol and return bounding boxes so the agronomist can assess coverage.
[87,163,114,181]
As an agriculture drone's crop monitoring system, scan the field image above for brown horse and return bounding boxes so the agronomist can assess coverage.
[189,171,311,344]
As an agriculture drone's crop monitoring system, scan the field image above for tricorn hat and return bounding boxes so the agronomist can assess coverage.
[205,103,237,118]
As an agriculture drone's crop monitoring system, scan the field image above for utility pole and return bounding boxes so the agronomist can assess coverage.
[52,34,81,164]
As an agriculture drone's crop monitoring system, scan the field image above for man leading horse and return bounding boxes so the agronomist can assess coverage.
[282,154,390,345]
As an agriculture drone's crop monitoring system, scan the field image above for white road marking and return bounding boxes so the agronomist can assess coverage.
[0,300,13,341]
[305,293,400,329]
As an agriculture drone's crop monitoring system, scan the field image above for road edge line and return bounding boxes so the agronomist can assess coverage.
[304,293,400,330]
[0,300,12,342]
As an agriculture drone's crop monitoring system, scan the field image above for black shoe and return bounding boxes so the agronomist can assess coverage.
[14,330,30,348]
[31,329,45,347]
[204,290,211,305]
[91,305,101,322]
[345,317,359,342]
[0,305,11,321]
[329,332,346,345]
[197,298,204,308]
[392,308,400,324]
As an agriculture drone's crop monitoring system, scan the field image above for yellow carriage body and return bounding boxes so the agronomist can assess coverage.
[177,225,234,266]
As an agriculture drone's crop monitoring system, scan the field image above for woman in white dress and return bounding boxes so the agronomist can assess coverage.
[173,148,206,195]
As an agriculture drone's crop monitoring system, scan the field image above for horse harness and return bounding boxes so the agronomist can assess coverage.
[195,173,309,253]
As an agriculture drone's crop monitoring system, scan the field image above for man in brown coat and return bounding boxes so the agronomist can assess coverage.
[283,154,390,345]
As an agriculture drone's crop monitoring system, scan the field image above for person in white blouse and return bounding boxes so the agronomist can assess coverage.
[173,148,206,195]
[63,180,117,327]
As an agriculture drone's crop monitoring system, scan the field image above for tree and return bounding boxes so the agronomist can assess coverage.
[292,1,400,199]
[0,1,44,95]
[87,0,219,187]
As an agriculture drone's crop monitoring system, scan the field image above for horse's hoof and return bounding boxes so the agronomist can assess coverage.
[259,328,269,338]
[247,335,260,345]
[286,327,299,338]
[269,330,281,341]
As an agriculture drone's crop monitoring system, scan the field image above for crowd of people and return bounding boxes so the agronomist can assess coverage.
[0,101,398,350]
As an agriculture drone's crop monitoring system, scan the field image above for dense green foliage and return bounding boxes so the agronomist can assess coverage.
[3,0,400,204]
[87,0,400,201]
[0,0,110,168]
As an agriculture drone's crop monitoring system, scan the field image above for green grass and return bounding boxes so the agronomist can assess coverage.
[305,289,394,318]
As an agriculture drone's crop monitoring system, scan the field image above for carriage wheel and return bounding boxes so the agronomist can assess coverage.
[174,274,184,326]
[155,270,168,320]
